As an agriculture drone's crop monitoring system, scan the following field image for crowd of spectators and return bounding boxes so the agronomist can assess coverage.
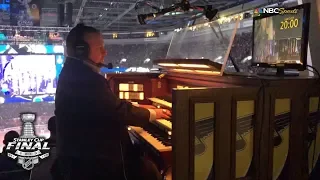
[105,43,169,68]
[103,31,254,72]
[0,102,54,129]
[230,32,253,72]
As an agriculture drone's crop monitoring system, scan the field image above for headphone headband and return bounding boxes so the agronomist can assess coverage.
[68,24,112,69]
[73,24,90,59]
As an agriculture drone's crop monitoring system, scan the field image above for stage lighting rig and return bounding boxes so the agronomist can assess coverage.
[136,0,218,25]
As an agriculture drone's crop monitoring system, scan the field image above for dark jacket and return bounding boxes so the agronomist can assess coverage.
[30,147,57,180]
[0,150,30,180]
[54,58,150,166]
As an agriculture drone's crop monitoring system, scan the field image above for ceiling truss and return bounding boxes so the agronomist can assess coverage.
[40,0,255,32]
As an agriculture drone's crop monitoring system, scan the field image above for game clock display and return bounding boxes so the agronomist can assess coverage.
[253,8,305,64]
[280,17,299,30]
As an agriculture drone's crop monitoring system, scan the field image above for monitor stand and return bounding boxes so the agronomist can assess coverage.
[257,68,299,77]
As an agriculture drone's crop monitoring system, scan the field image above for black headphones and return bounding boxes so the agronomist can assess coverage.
[70,23,113,69]
[73,24,90,59]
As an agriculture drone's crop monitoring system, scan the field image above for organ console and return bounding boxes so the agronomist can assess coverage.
[104,3,319,178]
[107,58,320,180]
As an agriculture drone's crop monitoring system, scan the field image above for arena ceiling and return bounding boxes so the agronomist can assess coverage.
[41,0,254,32]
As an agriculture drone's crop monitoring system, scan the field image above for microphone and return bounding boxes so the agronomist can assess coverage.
[107,63,113,69]
[67,56,113,69]
[97,62,113,69]
[136,0,218,25]
[137,6,178,25]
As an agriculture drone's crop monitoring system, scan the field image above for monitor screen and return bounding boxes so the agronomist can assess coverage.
[253,6,307,66]
[0,55,57,95]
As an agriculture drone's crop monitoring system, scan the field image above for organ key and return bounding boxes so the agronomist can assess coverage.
[129,126,171,152]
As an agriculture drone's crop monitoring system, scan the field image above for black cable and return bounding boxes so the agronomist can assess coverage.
[255,75,268,180]
[236,74,268,179]
[307,65,320,82]
[229,55,240,72]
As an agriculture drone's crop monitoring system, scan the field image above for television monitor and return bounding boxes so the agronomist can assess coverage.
[0,54,57,96]
[252,3,310,76]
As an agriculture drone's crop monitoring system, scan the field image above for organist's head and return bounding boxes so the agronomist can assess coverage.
[66,23,107,65]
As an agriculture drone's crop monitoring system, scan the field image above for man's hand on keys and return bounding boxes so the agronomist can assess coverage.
[153,109,172,119]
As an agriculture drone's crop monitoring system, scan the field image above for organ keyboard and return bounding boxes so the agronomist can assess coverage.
[129,126,171,152]
[153,119,172,132]
[128,96,173,174]
[106,73,181,177]
[149,97,172,109]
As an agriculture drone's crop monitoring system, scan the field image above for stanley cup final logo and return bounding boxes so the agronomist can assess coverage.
[5,112,50,170]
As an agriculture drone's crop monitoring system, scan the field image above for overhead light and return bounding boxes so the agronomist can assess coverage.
[0,97,4,104]
[104,8,108,10]
[120,58,127,63]
[172,69,221,75]
[144,58,151,63]
[214,56,222,62]
[241,56,252,63]
[158,63,178,67]
[157,63,210,68]
[194,70,220,75]
[172,69,193,72]
[178,64,210,68]
[112,33,118,39]
[154,58,223,76]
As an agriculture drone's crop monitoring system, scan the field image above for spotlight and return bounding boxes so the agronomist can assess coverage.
[180,0,190,11]
[137,13,156,25]
[204,6,218,21]
[137,14,147,25]
[244,12,252,19]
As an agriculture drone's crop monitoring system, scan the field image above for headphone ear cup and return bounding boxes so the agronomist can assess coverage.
[74,41,89,58]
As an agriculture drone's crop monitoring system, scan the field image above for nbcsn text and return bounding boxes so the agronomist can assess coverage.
[254,7,298,16]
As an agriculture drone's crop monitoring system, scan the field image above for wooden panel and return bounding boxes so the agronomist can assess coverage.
[258,87,271,180]
[305,88,320,179]
[165,73,318,88]
[174,87,263,180]
[172,89,191,180]
[150,78,168,97]
[230,88,262,180]
[190,101,215,180]
[189,88,233,180]
[173,87,233,180]
[268,86,308,180]
[307,97,320,176]
[289,93,307,180]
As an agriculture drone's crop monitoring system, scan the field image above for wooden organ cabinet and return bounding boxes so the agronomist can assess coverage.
[107,59,320,180]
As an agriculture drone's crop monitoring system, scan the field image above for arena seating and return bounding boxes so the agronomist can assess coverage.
[104,32,253,72]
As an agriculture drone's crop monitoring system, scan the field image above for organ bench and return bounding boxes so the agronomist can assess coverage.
[107,69,319,180]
